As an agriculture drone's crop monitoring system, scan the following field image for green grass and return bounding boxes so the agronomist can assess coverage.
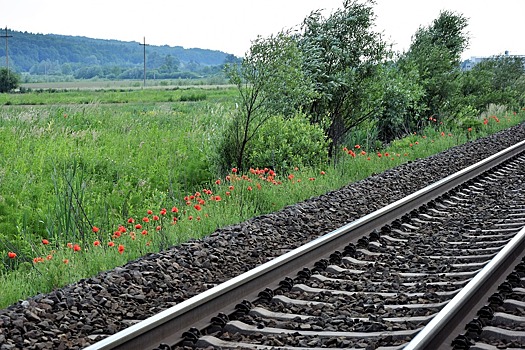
[0,88,524,309]
[0,85,236,105]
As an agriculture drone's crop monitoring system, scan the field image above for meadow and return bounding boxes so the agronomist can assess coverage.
[1,87,524,308]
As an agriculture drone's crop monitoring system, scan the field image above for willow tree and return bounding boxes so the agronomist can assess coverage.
[220,31,316,171]
[298,0,389,155]
[400,10,469,118]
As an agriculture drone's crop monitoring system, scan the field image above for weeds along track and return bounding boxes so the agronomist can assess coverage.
[83,140,525,349]
[2,125,525,350]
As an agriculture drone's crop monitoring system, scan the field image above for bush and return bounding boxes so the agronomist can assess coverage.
[244,113,329,172]
[0,68,20,93]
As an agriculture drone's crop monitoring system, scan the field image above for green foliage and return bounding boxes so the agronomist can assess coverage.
[244,113,329,172]
[459,55,525,111]
[0,91,230,261]
[374,62,425,142]
[0,68,20,93]
[298,0,390,154]
[179,92,207,102]
[401,10,469,118]
[451,105,482,131]
[223,30,316,170]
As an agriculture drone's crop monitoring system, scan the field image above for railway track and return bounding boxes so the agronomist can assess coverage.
[84,139,525,350]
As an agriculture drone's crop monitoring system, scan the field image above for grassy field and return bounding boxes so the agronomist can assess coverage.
[1,85,235,105]
[20,79,232,91]
[1,87,524,308]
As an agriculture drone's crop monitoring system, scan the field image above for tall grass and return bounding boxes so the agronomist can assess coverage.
[0,89,524,308]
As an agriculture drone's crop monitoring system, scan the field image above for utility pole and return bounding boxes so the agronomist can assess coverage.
[1,27,12,80]
[139,37,148,89]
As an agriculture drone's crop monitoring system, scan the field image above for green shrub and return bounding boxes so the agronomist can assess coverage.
[245,113,329,172]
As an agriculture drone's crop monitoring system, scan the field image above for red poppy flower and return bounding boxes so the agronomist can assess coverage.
[92,226,100,233]
[247,186,252,191]
[135,224,142,230]
[127,217,135,224]
[73,244,81,252]
[108,241,115,247]
[171,206,179,213]
[63,259,69,264]
[142,217,150,223]
[7,252,16,259]
[118,244,125,254]
[153,215,159,221]
[232,168,237,173]
[147,210,153,215]
[160,208,167,215]
[194,205,202,211]
[42,239,49,245]
[215,179,221,185]
[93,240,101,246]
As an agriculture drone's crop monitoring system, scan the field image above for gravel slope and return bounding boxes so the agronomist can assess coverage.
[0,125,524,350]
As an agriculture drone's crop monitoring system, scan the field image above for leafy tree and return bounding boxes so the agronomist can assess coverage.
[374,62,425,142]
[459,55,525,111]
[401,10,469,119]
[220,31,316,171]
[298,0,390,155]
[0,68,20,93]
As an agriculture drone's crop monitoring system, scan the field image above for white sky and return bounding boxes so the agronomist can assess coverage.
[1,0,524,59]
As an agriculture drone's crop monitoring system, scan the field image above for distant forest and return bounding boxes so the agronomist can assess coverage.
[0,29,239,81]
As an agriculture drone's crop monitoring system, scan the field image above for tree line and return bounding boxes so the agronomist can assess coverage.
[218,0,525,172]
[0,30,238,81]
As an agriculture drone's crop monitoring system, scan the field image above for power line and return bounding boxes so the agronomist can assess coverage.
[139,37,149,89]
[1,27,13,80]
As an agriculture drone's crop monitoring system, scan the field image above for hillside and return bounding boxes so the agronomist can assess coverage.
[0,30,238,80]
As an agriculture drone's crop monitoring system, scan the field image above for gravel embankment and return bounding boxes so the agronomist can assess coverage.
[0,125,524,350]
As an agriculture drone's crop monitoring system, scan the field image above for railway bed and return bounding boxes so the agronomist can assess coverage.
[90,140,525,349]
[1,125,525,350]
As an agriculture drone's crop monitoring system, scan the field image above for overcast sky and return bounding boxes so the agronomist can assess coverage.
[2,0,524,59]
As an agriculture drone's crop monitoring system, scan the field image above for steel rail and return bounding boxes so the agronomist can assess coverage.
[404,216,525,348]
[85,140,525,350]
